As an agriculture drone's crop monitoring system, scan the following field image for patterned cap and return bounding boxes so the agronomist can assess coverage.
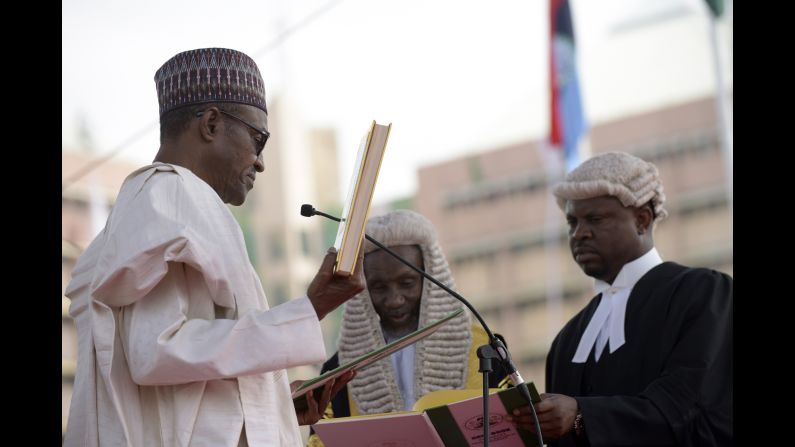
[552,151,668,223]
[154,48,267,117]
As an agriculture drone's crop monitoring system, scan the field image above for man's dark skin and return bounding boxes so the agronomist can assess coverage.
[154,104,365,425]
[363,245,424,339]
[509,195,654,440]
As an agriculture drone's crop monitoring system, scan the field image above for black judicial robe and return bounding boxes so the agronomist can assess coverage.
[545,262,732,447]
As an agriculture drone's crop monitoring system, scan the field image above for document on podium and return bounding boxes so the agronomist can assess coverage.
[313,384,543,446]
[424,385,542,446]
[313,411,447,447]
[292,308,464,411]
[333,120,391,276]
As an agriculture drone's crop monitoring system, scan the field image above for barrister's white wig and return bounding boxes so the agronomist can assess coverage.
[553,152,668,223]
[338,210,472,415]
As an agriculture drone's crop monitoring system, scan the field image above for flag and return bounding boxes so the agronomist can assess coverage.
[542,0,589,337]
[549,0,588,172]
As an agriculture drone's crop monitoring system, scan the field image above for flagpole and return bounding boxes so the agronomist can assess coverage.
[707,6,732,217]
[545,0,588,349]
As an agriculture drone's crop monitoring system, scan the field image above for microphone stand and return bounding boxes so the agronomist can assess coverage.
[301,205,543,447]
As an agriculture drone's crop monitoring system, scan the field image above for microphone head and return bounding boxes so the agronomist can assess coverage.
[300,204,316,217]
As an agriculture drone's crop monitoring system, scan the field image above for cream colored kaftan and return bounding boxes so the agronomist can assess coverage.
[64,163,326,446]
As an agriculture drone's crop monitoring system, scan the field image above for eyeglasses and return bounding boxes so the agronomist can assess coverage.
[196,109,270,157]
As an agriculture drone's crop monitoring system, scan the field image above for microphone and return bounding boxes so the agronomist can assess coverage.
[300,204,341,222]
[301,204,543,446]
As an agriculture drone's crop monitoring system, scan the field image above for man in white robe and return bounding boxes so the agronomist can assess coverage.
[63,48,364,447]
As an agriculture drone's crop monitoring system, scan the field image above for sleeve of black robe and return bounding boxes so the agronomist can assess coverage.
[574,268,732,447]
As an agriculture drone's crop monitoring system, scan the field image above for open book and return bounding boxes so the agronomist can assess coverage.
[292,308,464,411]
[333,121,392,276]
[312,385,543,447]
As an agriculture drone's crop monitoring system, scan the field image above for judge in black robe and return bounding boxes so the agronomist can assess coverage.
[545,262,732,446]
[525,152,732,447]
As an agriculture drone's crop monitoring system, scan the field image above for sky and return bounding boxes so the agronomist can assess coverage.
[62,0,732,205]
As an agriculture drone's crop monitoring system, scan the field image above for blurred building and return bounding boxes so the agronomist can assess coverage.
[236,94,344,362]
[61,95,342,439]
[415,96,732,391]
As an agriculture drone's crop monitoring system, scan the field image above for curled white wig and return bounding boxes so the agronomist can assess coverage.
[553,151,668,223]
[337,210,472,415]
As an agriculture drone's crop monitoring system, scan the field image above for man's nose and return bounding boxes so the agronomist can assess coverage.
[254,154,265,172]
[572,222,591,239]
[384,289,406,307]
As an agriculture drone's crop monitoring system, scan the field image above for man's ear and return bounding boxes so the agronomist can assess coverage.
[197,107,222,142]
[635,205,653,235]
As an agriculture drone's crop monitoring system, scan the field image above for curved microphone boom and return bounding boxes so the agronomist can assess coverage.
[301,204,543,446]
